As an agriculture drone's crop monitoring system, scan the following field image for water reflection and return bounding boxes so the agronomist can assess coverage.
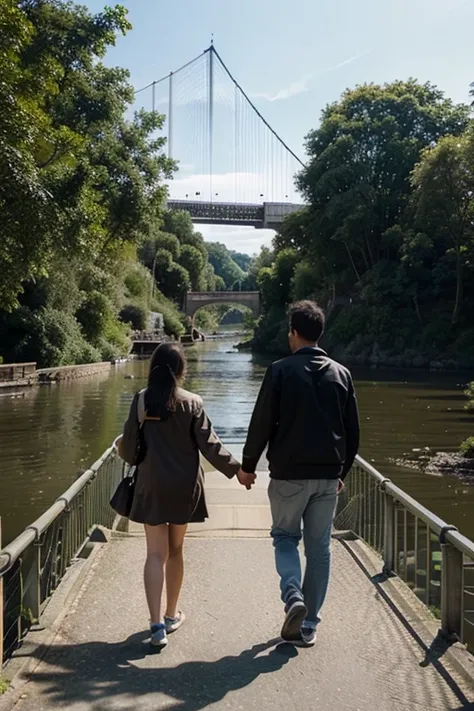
[0,341,473,545]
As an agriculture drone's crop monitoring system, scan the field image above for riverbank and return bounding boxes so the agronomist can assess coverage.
[238,337,474,372]
[394,445,474,485]
[0,361,122,392]
[425,452,474,484]
[37,362,113,383]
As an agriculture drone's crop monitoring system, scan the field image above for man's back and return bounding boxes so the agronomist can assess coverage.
[241,301,361,645]
[242,346,359,482]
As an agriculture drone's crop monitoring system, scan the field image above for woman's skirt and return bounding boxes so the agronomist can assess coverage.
[128,467,208,526]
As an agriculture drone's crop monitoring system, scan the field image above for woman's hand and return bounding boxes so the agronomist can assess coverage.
[237,468,256,490]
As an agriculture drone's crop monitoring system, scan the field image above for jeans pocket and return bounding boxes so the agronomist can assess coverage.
[272,480,305,499]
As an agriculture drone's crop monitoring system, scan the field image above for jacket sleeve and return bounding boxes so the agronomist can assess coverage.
[119,392,140,465]
[341,378,360,480]
[242,366,278,474]
[193,404,240,479]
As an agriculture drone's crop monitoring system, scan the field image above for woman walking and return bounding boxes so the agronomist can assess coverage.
[119,343,254,648]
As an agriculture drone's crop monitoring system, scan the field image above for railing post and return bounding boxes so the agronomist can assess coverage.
[0,518,3,668]
[22,540,41,624]
[440,540,464,641]
[383,494,395,576]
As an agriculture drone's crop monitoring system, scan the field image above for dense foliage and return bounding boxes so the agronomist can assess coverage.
[205,242,245,290]
[460,437,474,458]
[0,0,181,365]
[465,382,474,413]
[251,80,474,367]
[0,1,252,366]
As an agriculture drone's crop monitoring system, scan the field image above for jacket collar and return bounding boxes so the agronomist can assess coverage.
[293,346,328,357]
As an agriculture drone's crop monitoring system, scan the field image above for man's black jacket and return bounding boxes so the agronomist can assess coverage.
[242,347,360,481]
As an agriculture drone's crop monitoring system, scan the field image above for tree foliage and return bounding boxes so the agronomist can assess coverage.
[251,80,474,364]
[205,242,245,289]
[0,0,182,363]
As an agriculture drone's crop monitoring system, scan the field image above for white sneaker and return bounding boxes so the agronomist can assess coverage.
[164,611,186,634]
[150,623,168,648]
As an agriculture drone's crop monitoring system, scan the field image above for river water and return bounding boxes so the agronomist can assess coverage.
[1,339,473,546]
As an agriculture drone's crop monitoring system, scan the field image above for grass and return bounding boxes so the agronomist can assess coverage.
[460,436,474,458]
[464,381,474,412]
[0,678,9,695]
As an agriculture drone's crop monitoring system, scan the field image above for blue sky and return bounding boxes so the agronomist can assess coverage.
[85,0,474,254]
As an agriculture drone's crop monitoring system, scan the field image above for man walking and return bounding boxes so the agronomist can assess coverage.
[240,301,360,646]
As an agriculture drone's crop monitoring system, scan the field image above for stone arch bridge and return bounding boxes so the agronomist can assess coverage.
[184,291,260,322]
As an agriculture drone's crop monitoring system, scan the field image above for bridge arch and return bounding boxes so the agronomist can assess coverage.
[184,291,260,323]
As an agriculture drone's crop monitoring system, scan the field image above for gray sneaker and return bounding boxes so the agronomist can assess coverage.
[281,595,308,642]
[164,611,186,634]
[298,627,317,647]
[150,623,167,648]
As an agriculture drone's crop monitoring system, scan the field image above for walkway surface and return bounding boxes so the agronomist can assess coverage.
[4,471,474,711]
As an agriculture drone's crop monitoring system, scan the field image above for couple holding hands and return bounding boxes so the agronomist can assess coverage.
[119,301,360,649]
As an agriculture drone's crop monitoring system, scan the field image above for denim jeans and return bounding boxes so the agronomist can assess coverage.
[268,478,339,628]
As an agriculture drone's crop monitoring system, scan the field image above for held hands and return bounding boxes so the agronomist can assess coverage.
[237,468,256,490]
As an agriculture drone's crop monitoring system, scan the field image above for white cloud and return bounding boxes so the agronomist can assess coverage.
[324,50,372,74]
[250,74,313,102]
[250,50,371,103]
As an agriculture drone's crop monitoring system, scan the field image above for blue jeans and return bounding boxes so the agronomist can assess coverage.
[269,478,338,628]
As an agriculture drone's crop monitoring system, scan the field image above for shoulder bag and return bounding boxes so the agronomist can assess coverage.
[110,390,146,518]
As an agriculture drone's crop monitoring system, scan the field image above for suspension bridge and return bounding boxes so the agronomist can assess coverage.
[135,43,305,229]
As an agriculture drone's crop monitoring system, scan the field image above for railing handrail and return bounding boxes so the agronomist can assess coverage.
[355,454,474,558]
[2,447,473,582]
[0,444,115,576]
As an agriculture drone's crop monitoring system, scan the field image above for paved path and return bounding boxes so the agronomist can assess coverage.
[5,473,474,711]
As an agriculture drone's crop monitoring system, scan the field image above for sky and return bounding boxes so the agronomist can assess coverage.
[85,0,474,254]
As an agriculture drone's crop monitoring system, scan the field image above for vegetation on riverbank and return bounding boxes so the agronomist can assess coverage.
[249,81,474,368]
[0,1,248,367]
[464,382,474,412]
[400,390,474,483]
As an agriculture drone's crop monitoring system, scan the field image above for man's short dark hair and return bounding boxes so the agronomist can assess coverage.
[288,301,325,342]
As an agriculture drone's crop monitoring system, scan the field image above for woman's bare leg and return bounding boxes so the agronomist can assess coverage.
[144,524,169,624]
[165,524,188,619]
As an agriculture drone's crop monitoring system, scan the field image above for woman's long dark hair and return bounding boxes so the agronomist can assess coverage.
[145,343,186,419]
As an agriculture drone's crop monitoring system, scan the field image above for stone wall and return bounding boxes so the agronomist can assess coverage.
[37,362,112,383]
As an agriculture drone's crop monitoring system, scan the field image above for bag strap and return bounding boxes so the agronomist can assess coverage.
[137,389,146,424]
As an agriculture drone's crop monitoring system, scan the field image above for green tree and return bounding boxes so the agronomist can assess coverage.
[206,242,245,289]
[179,245,205,290]
[230,251,252,272]
[412,132,474,324]
[162,210,196,244]
[0,0,53,309]
[297,81,469,289]
[241,246,275,290]
[0,1,174,310]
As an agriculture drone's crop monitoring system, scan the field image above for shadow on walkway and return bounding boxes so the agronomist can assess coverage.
[23,634,297,710]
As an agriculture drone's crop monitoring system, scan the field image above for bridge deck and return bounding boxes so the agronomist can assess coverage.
[3,472,473,711]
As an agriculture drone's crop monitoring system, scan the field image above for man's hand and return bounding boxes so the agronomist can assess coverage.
[237,468,256,490]
[337,478,345,494]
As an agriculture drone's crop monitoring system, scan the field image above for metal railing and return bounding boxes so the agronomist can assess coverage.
[335,456,474,651]
[2,444,474,664]
[0,444,124,665]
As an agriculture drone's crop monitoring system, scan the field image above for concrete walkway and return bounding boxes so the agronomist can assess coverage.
[4,472,474,711]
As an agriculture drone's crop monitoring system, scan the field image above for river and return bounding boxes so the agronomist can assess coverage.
[1,339,473,546]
